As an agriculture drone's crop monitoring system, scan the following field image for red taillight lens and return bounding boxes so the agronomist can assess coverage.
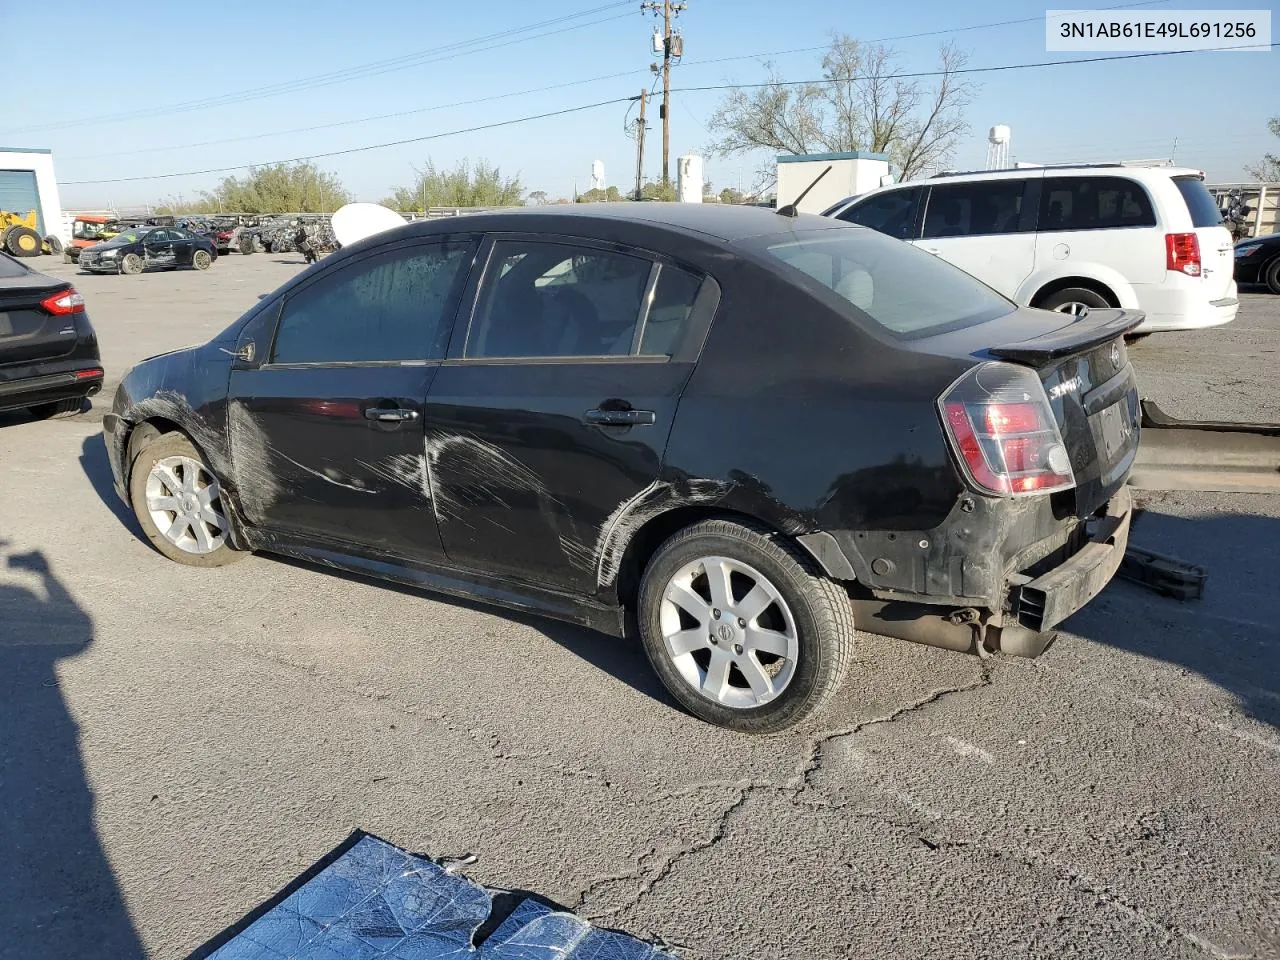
[1165,232,1201,276]
[40,289,86,315]
[940,363,1076,498]
[74,367,103,379]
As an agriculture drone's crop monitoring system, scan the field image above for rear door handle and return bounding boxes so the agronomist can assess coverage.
[584,408,656,426]
[364,407,419,423]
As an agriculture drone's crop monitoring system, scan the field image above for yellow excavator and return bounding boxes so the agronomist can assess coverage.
[0,209,63,258]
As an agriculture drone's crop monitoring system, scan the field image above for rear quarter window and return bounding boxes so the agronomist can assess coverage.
[1173,177,1224,228]
[1040,176,1155,231]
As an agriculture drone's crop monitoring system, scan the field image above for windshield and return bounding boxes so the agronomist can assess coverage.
[99,231,142,246]
[73,221,107,240]
[1174,176,1225,228]
[752,227,1015,338]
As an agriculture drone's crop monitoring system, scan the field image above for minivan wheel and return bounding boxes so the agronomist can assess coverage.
[129,431,246,567]
[1037,287,1110,316]
[638,519,855,733]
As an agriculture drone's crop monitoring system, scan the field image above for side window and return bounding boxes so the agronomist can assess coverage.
[468,241,656,359]
[639,265,702,357]
[1041,177,1155,231]
[272,240,475,364]
[146,229,171,242]
[838,188,922,240]
[922,180,1028,239]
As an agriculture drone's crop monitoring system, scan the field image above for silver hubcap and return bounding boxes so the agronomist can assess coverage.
[660,556,799,709]
[1054,301,1091,317]
[145,455,227,554]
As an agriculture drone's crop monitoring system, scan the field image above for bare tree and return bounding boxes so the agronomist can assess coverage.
[1245,117,1280,182]
[706,36,976,181]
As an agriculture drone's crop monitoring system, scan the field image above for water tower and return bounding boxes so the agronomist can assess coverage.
[590,160,605,192]
[986,125,1011,169]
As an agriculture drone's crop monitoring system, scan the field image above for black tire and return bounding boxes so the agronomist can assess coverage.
[44,235,63,256]
[192,249,212,271]
[238,236,255,255]
[637,518,856,733]
[1264,258,1280,296]
[120,253,143,275]
[6,225,42,257]
[128,431,247,568]
[1035,286,1111,315]
[28,397,87,420]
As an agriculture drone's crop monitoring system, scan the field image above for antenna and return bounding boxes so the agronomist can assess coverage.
[776,164,832,218]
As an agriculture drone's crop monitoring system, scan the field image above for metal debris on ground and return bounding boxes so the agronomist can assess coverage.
[1118,545,1208,600]
[189,832,674,960]
[1130,399,1280,494]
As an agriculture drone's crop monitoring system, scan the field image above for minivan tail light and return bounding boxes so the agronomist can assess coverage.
[939,362,1075,497]
[40,289,86,315]
[1165,232,1201,276]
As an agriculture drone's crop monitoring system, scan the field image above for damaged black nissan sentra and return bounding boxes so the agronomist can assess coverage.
[104,204,1140,732]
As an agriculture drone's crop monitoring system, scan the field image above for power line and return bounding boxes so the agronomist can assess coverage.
[65,69,644,162]
[5,3,633,136]
[676,0,1173,69]
[60,97,639,186]
[670,42,1280,95]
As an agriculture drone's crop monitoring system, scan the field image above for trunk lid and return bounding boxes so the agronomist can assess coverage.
[0,272,79,367]
[927,306,1143,516]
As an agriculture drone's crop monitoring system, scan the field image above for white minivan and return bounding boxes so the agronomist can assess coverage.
[822,164,1237,333]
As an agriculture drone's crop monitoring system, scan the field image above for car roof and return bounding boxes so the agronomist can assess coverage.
[397,202,851,244]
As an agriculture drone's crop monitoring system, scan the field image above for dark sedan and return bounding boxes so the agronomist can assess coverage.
[103,204,1140,732]
[0,253,102,419]
[1234,232,1280,293]
[79,226,218,275]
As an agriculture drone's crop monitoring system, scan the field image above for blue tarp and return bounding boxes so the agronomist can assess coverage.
[193,833,672,960]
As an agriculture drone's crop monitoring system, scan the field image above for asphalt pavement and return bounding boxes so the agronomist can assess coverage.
[1,252,1277,959]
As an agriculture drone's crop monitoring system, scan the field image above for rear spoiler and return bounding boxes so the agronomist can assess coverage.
[988,308,1145,364]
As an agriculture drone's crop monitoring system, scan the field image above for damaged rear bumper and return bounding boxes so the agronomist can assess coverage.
[1010,486,1131,631]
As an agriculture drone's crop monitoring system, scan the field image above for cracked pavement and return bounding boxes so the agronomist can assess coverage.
[1,256,1278,959]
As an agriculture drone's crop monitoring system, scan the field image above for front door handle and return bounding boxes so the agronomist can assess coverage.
[364,407,420,423]
[584,408,656,426]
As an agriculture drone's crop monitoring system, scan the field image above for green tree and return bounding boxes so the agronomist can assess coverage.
[1245,117,1280,181]
[718,186,746,204]
[706,35,974,181]
[190,162,350,214]
[382,159,523,211]
[527,190,549,205]
[640,180,677,201]
[576,186,623,203]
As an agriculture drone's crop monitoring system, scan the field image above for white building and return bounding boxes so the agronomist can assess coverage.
[0,147,68,243]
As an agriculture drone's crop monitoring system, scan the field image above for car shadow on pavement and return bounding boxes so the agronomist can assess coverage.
[79,433,141,536]
[1066,506,1280,730]
[272,556,676,709]
[0,542,145,959]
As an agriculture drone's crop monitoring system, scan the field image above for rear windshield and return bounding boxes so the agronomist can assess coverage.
[0,253,29,278]
[1174,177,1223,228]
[752,227,1014,338]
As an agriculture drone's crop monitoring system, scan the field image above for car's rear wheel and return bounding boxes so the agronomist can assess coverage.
[28,398,87,419]
[637,519,855,733]
[192,249,212,271]
[1264,258,1280,296]
[1037,287,1110,316]
[120,253,143,275]
[128,431,246,567]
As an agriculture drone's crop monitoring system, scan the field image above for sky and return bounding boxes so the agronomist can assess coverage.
[3,0,1275,209]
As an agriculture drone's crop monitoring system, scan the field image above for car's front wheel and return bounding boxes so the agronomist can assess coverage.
[1265,258,1280,295]
[128,431,246,567]
[192,249,212,271]
[120,253,143,275]
[638,519,856,733]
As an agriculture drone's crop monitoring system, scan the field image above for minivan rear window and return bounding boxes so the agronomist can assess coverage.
[1173,176,1224,228]
[755,228,1014,338]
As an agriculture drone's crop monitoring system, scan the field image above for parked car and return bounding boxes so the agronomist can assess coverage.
[1233,232,1280,293]
[79,227,218,275]
[823,163,1238,333]
[104,205,1139,732]
[0,252,102,419]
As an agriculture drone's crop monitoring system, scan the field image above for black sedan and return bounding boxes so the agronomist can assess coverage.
[0,253,102,419]
[103,204,1140,732]
[79,226,218,275]
[1234,232,1280,293]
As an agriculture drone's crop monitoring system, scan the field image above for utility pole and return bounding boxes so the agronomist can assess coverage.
[634,89,648,201]
[641,0,687,185]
